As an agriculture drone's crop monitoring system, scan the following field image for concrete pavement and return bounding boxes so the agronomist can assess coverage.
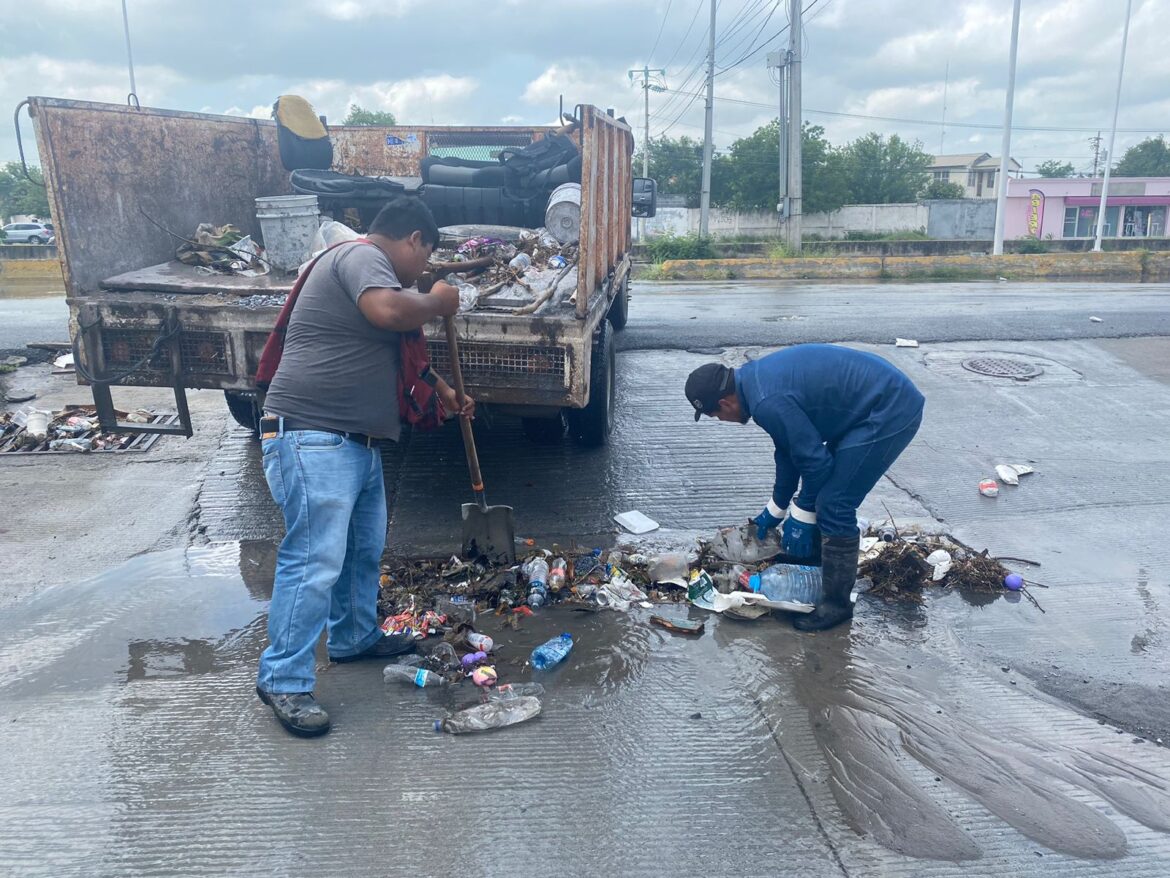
[2,280,1170,876]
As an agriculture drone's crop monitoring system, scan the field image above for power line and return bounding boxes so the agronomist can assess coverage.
[717,1,783,74]
[655,86,1170,134]
[646,0,675,64]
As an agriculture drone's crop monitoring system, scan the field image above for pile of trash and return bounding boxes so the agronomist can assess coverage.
[176,223,268,277]
[428,226,579,316]
[859,532,1016,600]
[0,405,159,453]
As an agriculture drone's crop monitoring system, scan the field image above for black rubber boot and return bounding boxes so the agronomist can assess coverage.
[257,688,331,737]
[793,533,859,632]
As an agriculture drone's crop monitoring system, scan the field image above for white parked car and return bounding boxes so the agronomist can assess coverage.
[2,222,54,244]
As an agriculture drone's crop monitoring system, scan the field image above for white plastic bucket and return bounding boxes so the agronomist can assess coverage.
[255,194,320,272]
[545,183,581,244]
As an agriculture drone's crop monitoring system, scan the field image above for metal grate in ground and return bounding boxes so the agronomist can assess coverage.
[961,356,1045,380]
[0,409,177,455]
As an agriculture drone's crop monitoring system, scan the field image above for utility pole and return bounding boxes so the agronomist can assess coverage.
[786,0,803,253]
[1090,131,1103,177]
[628,66,666,240]
[939,61,950,155]
[992,0,1022,256]
[767,51,789,222]
[1094,0,1133,252]
[699,0,716,238]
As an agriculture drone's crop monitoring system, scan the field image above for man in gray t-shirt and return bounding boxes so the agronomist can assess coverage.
[256,197,473,738]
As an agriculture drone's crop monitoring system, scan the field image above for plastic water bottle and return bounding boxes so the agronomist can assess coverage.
[383,665,448,687]
[466,631,494,652]
[531,633,573,670]
[524,558,550,608]
[748,564,824,606]
[548,558,567,593]
[434,696,542,734]
[508,252,532,271]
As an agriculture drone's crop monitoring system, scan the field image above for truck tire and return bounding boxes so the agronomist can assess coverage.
[566,319,615,447]
[224,390,262,437]
[521,414,566,444]
[608,275,629,331]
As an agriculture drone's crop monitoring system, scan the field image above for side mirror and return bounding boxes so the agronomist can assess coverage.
[632,177,657,218]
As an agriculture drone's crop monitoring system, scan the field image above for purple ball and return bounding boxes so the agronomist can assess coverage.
[1004,573,1024,591]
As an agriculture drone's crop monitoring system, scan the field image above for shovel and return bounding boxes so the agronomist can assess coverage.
[444,316,516,565]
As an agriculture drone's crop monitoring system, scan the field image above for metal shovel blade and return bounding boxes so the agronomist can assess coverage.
[461,502,516,565]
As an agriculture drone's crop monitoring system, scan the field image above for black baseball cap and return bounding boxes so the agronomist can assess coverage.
[685,363,735,421]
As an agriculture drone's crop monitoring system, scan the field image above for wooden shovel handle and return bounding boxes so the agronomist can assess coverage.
[443,316,485,498]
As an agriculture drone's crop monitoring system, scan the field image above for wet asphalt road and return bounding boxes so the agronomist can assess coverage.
[2,279,1170,876]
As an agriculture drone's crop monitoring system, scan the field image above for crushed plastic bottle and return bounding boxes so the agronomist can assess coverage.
[428,643,459,668]
[465,631,494,652]
[383,665,449,687]
[488,682,546,701]
[531,633,573,670]
[548,558,567,593]
[524,557,550,608]
[508,252,532,272]
[749,564,825,606]
[434,696,542,734]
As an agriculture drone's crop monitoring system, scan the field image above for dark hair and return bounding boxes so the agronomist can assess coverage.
[369,196,440,246]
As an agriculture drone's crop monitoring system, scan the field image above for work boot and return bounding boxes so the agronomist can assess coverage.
[793,533,859,632]
[328,632,415,664]
[257,688,331,738]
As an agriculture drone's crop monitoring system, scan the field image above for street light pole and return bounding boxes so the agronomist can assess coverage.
[992,0,1021,256]
[1093,0,1134,252]
[767,51,788,222]
[629,66,665,240]
[786,0,802,253]
[121,0,138,103]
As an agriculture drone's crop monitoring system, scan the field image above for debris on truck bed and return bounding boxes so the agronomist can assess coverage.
[427,225,580,316]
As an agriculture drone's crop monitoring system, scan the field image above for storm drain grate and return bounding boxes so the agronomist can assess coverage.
[961,357,1044,381]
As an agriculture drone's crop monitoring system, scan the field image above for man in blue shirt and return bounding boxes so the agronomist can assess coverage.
[685,344,924,631]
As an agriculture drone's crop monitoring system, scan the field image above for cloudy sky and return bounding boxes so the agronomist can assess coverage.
[2,0,1167,175]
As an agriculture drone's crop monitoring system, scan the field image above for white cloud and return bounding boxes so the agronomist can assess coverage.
[307,0,426,20]
[280,74,479,124]
[1,54,186,106]
[523,63,629,108]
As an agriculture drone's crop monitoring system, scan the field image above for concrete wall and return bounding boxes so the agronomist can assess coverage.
[642,202,928,240]
[927,200,997,240]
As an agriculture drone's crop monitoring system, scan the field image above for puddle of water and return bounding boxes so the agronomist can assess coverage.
[0,281,65,300]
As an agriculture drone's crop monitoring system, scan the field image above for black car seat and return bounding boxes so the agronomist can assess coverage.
[273,95,408,227]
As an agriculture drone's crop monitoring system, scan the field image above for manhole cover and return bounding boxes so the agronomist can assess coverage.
[961,357,1044,381]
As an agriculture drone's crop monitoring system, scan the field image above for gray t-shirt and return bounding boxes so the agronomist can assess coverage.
[263,241,402,440]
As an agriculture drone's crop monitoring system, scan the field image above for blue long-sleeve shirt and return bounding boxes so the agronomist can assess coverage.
[736,344,924,511]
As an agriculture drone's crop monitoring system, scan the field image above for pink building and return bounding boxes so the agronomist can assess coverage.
[1004,177,1170,240]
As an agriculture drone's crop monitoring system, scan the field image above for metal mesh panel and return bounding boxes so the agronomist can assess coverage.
[104,329,164,370]
[426,131,532,162]
[103,328,231,375]
[180,330,232,375]
[427,340,567,388]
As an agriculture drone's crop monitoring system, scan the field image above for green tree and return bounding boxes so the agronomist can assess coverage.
[342,104,398,126]
[1035,159,1075,178]
[919,179,966,199]
[1114,135,1170,177]
[0,162,51,221]
[636,136,705,208]
[840,133,931,204]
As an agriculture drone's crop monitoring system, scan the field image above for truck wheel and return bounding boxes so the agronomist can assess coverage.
[521,414,566,444]
[566,319,615,447]
[224,390,262,437]
[608,275,629,331]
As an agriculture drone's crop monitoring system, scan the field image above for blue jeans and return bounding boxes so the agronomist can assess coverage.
[257,430,387,694]
[814,413,923,538]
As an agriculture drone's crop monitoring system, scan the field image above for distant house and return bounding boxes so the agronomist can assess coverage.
[929,153,1022,198]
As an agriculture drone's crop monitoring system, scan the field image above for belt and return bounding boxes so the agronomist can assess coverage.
[261,414,381,448]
